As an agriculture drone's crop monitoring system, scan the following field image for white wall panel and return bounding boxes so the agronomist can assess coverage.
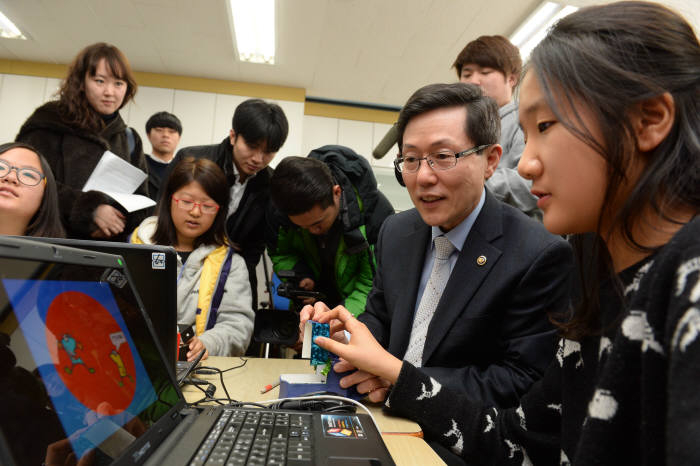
[0,74,49,143]
[211,94,248,144]
[124,86,175,150]
[172,89,216,149]
[272,100,304,163]
[301,115,338,157]
[338,119,373,160]
[43,78,61,103]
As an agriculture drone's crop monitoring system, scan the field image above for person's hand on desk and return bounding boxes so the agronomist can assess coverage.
[311,305,403,400]
[187,336,208,362]
[333,358,392,403]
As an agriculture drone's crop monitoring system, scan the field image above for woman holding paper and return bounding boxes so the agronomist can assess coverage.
[16,42,149,240]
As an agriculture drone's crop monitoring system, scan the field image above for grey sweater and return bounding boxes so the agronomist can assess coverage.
[485,101,541,220]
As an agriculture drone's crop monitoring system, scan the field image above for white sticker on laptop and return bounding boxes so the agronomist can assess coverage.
[152,252,165,270]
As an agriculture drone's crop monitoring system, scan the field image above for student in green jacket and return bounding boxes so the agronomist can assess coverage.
[266,148,394,317]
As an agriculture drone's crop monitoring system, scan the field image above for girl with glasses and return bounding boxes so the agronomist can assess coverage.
[131,157,254,361]
[0,142,65,238]
[16,42,149,241]
[306,2,700,463]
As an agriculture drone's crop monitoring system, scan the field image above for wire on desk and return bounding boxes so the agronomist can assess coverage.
[191,357,248,404]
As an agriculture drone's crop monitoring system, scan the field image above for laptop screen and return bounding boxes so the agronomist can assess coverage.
[25,237,179,368]
[0,240,182,465]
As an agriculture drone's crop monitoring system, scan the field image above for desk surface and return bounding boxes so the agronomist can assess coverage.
[183,356,422,435]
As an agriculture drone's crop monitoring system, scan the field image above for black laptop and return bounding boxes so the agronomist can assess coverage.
[0,236,395,465]
[26,237,179,368]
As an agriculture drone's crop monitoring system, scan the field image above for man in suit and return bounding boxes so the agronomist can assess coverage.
[304,83,572,410]
[169,99,289,308]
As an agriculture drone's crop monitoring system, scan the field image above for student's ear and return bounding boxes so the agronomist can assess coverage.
[483,144,502,180]
[229,129,237,146]
[506,73,518,93]
[632,92,675,153]
[332,185,342,204]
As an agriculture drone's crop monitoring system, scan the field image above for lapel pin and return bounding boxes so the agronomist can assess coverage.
[476,255,487,266]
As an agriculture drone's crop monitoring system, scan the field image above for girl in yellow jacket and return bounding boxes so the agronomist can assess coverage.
[132,157,253,361]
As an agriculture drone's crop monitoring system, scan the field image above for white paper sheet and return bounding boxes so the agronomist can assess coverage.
[82,150,155,212]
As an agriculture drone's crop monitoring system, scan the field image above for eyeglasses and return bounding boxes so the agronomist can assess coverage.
[394,144,491,173]
[0,159,46,186]
[171,196,220,215]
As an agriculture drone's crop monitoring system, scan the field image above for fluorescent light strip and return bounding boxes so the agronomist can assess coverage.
[230,0,275,64]
[510,1,578,61]
[0,10,26,40]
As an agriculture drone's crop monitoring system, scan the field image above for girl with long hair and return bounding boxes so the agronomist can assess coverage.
[131,157,254,361]
[306,2,700,463]
[0,142,65,238]
[16,42,148,240]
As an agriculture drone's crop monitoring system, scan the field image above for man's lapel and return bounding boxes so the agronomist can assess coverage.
[421,193,504,364]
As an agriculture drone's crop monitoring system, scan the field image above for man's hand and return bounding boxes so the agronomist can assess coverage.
[298,278,316,305]
[92,204,126,238]
[313,306,403,385]
[295,302,348,352]
[187,336,209,361]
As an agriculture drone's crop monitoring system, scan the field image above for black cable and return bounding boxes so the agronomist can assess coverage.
[190,357,247,405]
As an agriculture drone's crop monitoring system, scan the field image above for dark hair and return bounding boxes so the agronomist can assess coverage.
[529,1,700,339]
[151,157,229,249]
[146,111,182,135]
[270,157,336,216]
[453,35,522,89]
[232,99,289,152]
[396,83,500,151]
[0,142,65,238]
[57,42,137,132]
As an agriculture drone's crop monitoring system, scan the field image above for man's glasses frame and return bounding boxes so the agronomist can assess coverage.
[394,144,491,173]
[171,196,220,215]
[0,159,46,186]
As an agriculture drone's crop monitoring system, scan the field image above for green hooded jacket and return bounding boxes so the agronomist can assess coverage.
[266,145,395,316]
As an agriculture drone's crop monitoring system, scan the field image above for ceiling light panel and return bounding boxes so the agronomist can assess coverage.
[229,0,275,64]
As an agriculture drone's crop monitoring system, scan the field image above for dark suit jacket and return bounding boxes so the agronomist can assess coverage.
[360,191,573,407]
[171,138,272,308]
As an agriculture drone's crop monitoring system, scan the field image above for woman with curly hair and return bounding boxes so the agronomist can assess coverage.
[16,42,148,240]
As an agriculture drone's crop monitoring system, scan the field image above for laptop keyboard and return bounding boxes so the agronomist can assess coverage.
[189,408,313,465]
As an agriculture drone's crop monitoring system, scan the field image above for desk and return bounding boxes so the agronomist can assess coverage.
[182,357,446,465]
[183,356,422,435]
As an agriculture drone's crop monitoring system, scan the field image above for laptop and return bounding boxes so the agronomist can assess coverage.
[0,236,395,465]
[26,237,179,368]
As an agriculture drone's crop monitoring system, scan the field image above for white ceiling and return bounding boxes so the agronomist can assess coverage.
[0,0,697,108]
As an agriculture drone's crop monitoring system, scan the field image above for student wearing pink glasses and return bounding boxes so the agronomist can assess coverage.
[131,156,254,361]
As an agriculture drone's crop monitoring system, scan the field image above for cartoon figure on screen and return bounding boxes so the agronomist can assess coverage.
[58,333,95,374]
[109,349,134,387]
